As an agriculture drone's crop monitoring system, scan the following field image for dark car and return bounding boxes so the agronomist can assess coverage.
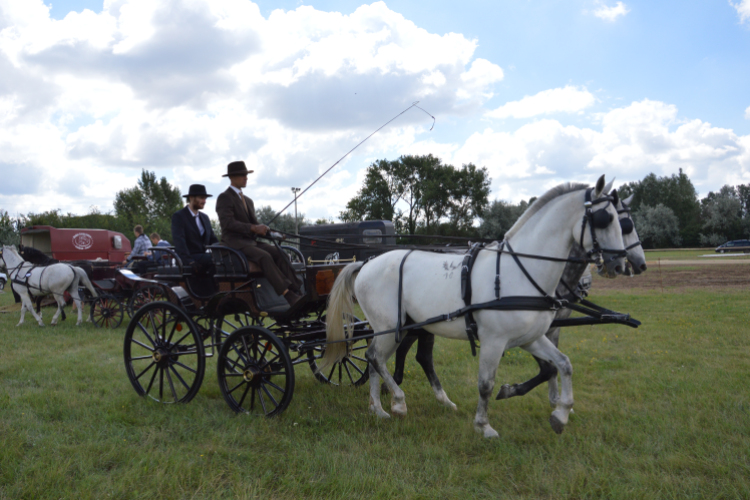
[715,239,750,253]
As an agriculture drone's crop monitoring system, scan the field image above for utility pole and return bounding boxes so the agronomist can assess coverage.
[291,187,301,234]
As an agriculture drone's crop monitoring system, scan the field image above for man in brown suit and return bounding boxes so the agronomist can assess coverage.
[215,161,303,307]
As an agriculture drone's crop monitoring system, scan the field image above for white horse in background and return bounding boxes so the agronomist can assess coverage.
[323,175,627,437]
[0,245,98,326]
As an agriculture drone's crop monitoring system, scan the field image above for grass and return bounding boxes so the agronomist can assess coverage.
[644,248,750,260]
[1,280,749,499]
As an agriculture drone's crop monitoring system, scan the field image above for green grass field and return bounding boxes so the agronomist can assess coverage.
[1,268,749,499]
[644,248,750,260]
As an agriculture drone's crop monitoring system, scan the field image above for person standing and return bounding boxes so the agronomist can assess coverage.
[215,161,303,307]
[171,184,219,272]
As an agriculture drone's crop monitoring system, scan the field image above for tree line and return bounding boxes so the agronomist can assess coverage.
[1,161,748,250]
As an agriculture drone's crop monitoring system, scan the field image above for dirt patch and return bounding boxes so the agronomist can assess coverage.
[593,259,750,292]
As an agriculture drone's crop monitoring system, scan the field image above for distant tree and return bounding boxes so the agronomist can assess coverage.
[340,154,491,236]
[633,204,682,248]
[699,185,743,245]
[478,199,529,240]
[23,207,131,236]
[621,169,700,246]
[314,217,334,225]
[0,210,20,246]
[255,206,308,234]
[113,170,183,243]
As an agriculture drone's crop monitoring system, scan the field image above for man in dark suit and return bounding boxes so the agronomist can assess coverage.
[215,161,303,307]
[171,184,219,273]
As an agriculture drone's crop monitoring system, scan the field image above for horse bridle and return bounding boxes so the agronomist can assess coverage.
[616,199,643,252]
[579,188,628,266]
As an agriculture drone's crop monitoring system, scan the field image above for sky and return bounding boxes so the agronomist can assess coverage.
[1,0,749,223]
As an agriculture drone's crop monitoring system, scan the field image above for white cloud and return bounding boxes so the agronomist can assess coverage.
[486,86,596,119]
[441,100,750,202]
[0,0,503,217]
[593,1,630,22]
[745,105,750,119]
[731,0,750,24]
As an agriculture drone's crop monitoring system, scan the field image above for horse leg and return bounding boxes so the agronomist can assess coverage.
[18,292,44,327]
[414,333,456,410]
[474,337,506,438]
[522,336,574,435]
[366,335,407,418]
[496,356,557,401]
[384,333,419,393]
[50,296,65,325]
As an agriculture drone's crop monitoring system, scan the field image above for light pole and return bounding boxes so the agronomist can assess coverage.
[291,187,301,234]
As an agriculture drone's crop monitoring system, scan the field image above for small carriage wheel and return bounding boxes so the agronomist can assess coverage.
[128,284,168,318]
[306,315,370,387]
[217,326,294,416]
[123,301,206,404]
[306,338,370,387]
[90,295,124,329]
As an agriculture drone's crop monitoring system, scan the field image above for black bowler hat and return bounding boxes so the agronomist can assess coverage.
[222,160,254,177]
[183,184,213,199]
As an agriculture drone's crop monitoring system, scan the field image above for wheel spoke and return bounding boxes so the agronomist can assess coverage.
[165,365,179,402]
[135,361,156,381]
[237,383,252,408]
[260,383,280,408]
[169,365,191,392]
[130,338,155,352]
[172,361,198,374]
[145,363,159,394]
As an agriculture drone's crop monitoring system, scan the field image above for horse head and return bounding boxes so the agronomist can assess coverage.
[578,175,627,278]
[614,192,647,276]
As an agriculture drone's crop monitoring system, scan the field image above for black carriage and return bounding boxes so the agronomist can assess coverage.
[122,234,372,416]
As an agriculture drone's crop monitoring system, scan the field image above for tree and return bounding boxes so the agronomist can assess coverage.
[478,199,529,240]
[0,210,20,246]
[699,185,743,245]
[113,170,183,243]
[621,169,701,246]
[340,154,491,236]
[255,206,308,234]
[633,204,682,248]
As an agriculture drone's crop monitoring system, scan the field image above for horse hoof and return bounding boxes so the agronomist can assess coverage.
[475,424,499,438]
[495,384,515,400]
[391,402,407,417]
[549,414,565,435]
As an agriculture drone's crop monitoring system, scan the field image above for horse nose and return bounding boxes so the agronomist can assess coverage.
[640,263,647,272]
[614,264,623,275]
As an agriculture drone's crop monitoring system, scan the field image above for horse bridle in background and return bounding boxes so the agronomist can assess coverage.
[579,188,629,266]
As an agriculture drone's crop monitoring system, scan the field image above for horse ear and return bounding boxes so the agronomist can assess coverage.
[623,193,634,206]
[594,175,606,198]
[603,177,615,195]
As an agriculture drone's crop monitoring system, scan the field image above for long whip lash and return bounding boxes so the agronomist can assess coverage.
[266,101,435,225]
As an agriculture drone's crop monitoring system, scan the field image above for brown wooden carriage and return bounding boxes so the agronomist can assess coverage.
[122,235,371,416]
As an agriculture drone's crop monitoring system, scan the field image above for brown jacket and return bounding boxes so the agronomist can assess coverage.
[215,186,260,248]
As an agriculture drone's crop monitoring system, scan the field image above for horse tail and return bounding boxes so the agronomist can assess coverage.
[73,266,98,299]
[320,261,365,371]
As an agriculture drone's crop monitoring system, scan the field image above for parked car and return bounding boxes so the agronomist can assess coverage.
[715,239,750,253]
[0,272,6,290]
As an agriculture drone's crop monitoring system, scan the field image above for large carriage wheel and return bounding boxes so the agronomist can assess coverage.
[127,284,167,318]
[90,294,124,329]
[306,316,370,387]
[123,301,205,404]
[217,326,294,416]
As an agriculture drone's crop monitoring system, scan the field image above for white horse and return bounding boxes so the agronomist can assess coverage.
[323,176,627,437]
[0,245,98,326]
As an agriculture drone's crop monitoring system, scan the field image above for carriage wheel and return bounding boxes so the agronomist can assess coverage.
[123,301,205,404]
[90,295,124,329]
[217,326,294,416]
[306,337,370,387]
[128,284,167,318]
[306,315,370,387]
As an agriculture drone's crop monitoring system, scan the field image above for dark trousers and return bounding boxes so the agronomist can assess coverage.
[237,241,301,295]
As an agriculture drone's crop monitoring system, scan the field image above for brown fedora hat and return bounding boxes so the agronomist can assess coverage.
[223,160,254,177]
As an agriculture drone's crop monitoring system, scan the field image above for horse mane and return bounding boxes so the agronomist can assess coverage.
[504,182,589,240]
[19,245,59,266]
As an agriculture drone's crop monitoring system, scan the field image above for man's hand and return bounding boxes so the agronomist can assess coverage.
[252,224,269,236]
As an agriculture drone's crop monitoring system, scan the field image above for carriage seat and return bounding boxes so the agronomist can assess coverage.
[208,245,263,279]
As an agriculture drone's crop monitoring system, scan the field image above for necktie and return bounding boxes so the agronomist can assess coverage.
[239,189,250,216]
[194,214,204,236]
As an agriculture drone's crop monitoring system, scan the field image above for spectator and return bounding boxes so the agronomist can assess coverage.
[148,232,171,262]
[123,224,152,268]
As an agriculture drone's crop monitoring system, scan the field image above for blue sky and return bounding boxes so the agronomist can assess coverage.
[2,0,750,221]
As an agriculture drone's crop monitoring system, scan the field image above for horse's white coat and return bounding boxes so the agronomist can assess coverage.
[0,245,98,326]
[324,176,627,437]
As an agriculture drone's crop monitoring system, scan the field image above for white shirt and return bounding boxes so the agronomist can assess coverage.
[229,185,243,199]
[187,205,205,236]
